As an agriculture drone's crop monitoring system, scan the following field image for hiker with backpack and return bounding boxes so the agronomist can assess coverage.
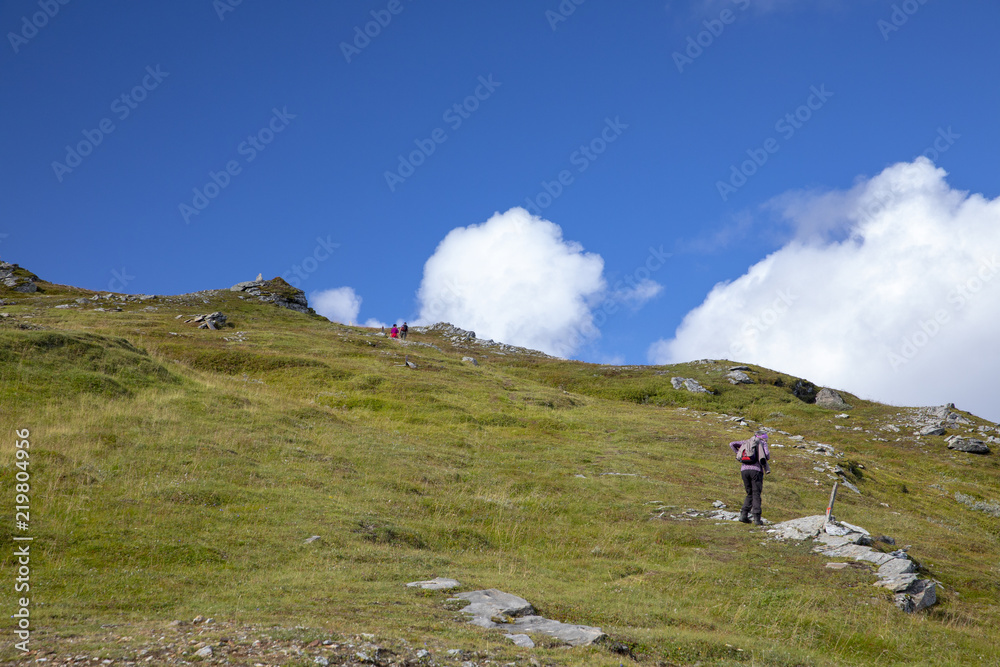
[729,431,771,526]
[400,322,408,340]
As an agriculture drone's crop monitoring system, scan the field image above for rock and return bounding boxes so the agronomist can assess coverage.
[407,577,460,590]
[768,515,828,540]
[193,646,212,658]
[670,377,711,394]
[878,574,920,593]
[835,413,850,419]
[878,558,915,578]
[947,437,990,454]
[712,500,726,508]
[826,562,848,570]
[304,535,321,544]
[726,370,754,385]
[729,365,751,371]
[505,634,535,648]
[876,535,896,546]
[816,388,853,410]
[792,380,817,402]
[895,579,937,613]
[415,649,430,658]
[916,425,947,436]
[451,589,605,646]
[461,356,478,366]
[450,589,535,624]
[314,656,330,666]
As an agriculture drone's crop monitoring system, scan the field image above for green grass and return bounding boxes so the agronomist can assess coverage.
[1,284,999,665]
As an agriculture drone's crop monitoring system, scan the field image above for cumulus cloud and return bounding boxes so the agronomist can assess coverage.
[649,158,1000,421]
[416,207,662,357]
[311,286,363,324]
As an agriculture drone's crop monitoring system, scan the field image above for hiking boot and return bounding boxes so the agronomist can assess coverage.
[752,514,764,526]
[738,510,751,524]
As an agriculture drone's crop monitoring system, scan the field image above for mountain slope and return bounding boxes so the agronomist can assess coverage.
[1,267,999,666]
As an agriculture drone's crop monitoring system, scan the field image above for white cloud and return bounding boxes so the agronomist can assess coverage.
[649,158,1000,422]
[362,317,388,329]
[416,207,656,358]
[311,286,363,324]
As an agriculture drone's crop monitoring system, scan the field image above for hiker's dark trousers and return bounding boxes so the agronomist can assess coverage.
[741,469,763,516]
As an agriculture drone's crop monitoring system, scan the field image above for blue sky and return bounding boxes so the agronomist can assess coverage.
[4,1,1000,419]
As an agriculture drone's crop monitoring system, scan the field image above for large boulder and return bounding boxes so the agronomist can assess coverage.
[726,370,754,385]
[946,437,990,454]
[816,388,853,410]
[670,377,711,393]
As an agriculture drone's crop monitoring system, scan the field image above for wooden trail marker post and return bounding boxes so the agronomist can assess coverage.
[825,481,840,524]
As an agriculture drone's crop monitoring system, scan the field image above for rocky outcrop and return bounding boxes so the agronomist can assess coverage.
[816,388,853,410]
[726,370,754,385]
[0,261,38,293]
[449,589,606,647]
[412,323,553,358]
[768,515,936,613]
[406,577,460,590]
[946,436,990,454]
[187,312,227,330]
[671,377,712,393]
[230,277,313,314]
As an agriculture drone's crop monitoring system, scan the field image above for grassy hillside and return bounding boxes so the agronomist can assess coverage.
[2,275,999,666]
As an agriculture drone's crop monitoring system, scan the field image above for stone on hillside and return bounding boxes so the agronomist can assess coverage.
[792,380,817,402]
[916,425,947,437]
[878,574,919,593]
[505,633,535,648]
[194,647,212,658]
[816,388,852,410]
[726,370,754,385]
[450,589,535,625]
[462,356,478,366]
[670,377,711,394]
[947,437,990,454]
[768,515,827,540]
[878,558,915,578]
[729,365,751,371]
[826,562,849,570]
[451,589,605,646]
[895,579,936,613]
[407,577,460,590]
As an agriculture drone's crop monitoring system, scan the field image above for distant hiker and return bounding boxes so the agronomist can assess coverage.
[729,431,771,526]
[390,324,399,338]
[400,322,408,340]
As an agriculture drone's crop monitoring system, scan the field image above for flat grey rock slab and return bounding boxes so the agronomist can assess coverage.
[816,544,894,566]
[407,577,461,590]
[878,558,915,578]
[450,589,534,620]
[876,574,919,593]
[768,515,827,540]
[451,589,605,646]
[504,633,535,648]
[508,615,606,647]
